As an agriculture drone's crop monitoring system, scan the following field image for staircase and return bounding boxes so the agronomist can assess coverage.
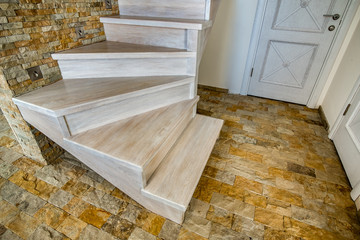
[12,0,223,224]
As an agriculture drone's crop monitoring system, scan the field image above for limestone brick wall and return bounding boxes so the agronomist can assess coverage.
[0,0,119,164]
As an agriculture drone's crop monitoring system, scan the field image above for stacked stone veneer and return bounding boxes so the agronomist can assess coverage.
[0,0,119,164]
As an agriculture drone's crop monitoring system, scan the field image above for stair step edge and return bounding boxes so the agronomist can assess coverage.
[100,15,212,30]
[51,41,196,60]
[13,76,194,117]
[141,114,224,210]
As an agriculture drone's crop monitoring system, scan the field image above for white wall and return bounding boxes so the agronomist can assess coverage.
[321,15,360,129]
[199,0,258,92]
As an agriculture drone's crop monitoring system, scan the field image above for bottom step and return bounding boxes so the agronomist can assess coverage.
[142,114,223,213]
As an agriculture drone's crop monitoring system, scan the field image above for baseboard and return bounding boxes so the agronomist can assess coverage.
[198,84,229,93]
[318,106,329,131]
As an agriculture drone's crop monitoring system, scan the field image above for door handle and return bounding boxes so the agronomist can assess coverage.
[323,14,340,20]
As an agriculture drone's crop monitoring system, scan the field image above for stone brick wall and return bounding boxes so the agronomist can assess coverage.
[0,0,119,164]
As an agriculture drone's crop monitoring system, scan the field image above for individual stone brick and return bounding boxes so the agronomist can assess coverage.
[209,223,250,240]
[28,224,66,240]
[101,215,135,239]
[287,162,316,178]
[56,215,87,240]
[34,203,69,229]
[48,189,73,208]
[79,224,117,240]
[206,205,233,228]
[182,212,212,239]
[5,211,40,239]
[158,219,181,240]
[254,208,284,230]
[78,204,111,229]
[128,227,156,240]
[0,162,18,179]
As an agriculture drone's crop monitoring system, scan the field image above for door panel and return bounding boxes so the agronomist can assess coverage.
[249,0,349,104]
[333,85,360,195]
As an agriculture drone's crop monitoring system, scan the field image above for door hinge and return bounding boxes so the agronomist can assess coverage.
[343,104,351,116]
[250,68,254,77]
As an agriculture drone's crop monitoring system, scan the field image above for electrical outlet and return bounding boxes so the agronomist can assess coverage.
[105,0,112,9]
[75,26,85,39]
[27,66,43,81]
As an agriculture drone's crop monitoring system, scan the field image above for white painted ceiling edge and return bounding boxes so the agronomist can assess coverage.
[199,0,360,108]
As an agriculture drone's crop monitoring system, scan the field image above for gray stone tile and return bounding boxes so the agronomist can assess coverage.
[128,227,156,240]
[16,191,46,216]
[101,215,134,239]
[0,162,18,179]
[79,224,117,240]
[0,181,25,204]
[120,203,141,224]
[99,193,123,215]
[34,165,70,188]
[158,220,181,240]
[28,224,65,240]
[188,198,210,218]
[48,189,73,208]
[209,223,251,240]
[0,229,22,240]
[183,212,212,238]
[0,147,22,164]
[82,188,105,207]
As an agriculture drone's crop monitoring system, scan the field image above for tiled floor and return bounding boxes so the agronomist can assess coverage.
[0,88,359,240]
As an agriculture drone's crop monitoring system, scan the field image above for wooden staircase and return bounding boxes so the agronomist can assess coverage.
[12,0,223,224]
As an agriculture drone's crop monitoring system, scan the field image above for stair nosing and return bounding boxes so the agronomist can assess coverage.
[142,189,187,211]
[100,15,212,30]
[13,76,194,117]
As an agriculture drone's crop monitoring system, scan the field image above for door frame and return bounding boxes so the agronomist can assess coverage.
[241,0,360,108]
[329,75,360,139]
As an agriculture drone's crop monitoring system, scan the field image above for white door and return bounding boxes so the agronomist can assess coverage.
[333,85,360,199]
[248,0,349,104]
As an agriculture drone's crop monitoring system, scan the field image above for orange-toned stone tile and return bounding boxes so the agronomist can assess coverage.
[178,227,207,240]
[234,176,263,194]
[61,179,90,197]
[219,183,244,200]
[0,136,16,148]
[12,156,44,175]
[268,167,294,181]
[62,197,90,217]
[229,146,263,163]
[285,218,342,240]
[244,190,267,208]
[264,185,303,207]
[0,200,20,225]
[34,203,69,229]
[193,176,222,203]
[264,228,302,240]
[254,208,284,230]
[206,205,233,228]
[79,205,111,229]
[6,212,40,239]
[203,166,218,178]
[8,169,24,186]
[56,215,87,239]
[136,210,165,236]
[304,153,325,171]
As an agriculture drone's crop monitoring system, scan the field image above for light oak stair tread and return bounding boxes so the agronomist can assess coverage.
[52,41,196,60]
[142,114,223,211]
[64,98,198,170]
[13,76,194,117]
[100,15,212,30]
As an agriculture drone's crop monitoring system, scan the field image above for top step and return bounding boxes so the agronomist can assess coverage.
[100,15,212,30]
[118,0,220,20]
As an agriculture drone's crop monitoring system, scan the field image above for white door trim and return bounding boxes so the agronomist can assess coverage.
[241,0,360,108]
[329,75,360,139]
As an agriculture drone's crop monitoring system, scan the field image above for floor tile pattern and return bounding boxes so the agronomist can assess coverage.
[0,88,359,239]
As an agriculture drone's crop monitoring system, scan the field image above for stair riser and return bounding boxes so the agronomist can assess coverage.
[58,58,195,79]
[119,0,208,20]
[104,23,187,49]
[142,103,196,186]
[65,83,194,135]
